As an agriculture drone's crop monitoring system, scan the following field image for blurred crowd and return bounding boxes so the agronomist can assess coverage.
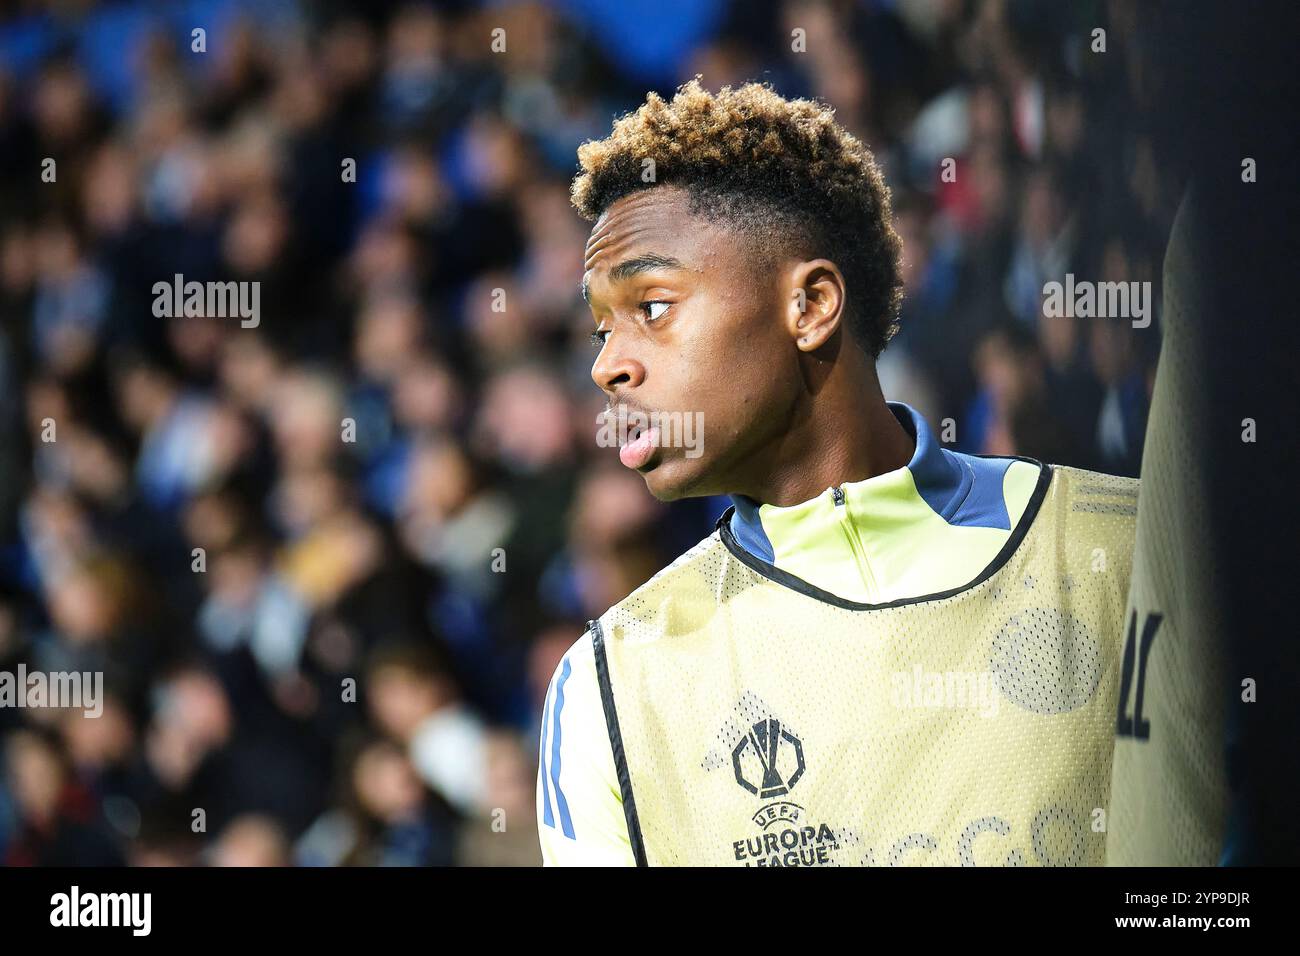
[0,0,1172,865]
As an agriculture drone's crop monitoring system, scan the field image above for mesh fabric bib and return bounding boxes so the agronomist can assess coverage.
[593,464,1138,866]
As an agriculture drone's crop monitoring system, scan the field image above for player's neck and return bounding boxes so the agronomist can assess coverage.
[735,353,914,508]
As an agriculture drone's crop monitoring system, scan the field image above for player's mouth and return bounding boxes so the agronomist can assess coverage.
[619,423,661,470]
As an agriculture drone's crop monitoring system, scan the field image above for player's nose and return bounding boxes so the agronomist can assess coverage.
[591,340,646,394]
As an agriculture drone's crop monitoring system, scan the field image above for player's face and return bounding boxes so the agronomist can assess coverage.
[583,187,803,501]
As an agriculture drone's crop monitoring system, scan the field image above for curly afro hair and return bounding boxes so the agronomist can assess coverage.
[572,80,904,357]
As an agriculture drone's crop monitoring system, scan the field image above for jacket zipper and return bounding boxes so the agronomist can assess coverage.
[832,485,878,598]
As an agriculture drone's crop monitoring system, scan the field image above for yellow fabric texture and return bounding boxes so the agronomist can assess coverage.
[757,459,1042,604]
[596,465,1138,866]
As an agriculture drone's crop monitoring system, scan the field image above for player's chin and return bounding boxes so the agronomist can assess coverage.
[638,450,710,502]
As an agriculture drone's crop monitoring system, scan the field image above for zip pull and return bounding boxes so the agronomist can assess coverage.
[831,486,846,506]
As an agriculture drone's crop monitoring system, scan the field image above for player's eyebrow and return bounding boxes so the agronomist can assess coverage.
[582,253,685,303]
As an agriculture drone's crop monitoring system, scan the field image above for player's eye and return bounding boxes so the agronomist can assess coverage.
[641,301,670,321]
[590,329,610,348]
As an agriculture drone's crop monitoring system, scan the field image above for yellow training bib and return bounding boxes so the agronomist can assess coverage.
[593,464,1138,866]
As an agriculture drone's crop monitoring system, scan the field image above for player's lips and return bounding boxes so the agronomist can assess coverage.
[603,404,663,470]
[619,425,660,470]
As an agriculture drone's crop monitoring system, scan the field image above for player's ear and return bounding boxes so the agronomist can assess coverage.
[785,259,846,352]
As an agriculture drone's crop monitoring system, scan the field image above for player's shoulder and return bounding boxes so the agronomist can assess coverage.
[1042,464,1140,565]
[545,624,600,694]
[591,526,730,635]
[538,620,630,863]
[1047,463,1141,503]
[544,533,724,691]
[539,628,608,777]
